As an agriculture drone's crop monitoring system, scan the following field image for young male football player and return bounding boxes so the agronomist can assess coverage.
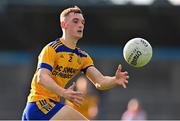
[22,6,129,120]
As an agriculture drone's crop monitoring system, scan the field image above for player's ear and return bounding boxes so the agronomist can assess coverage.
[61,21,66,29]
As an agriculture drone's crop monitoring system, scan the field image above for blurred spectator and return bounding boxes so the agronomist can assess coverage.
[121,98,147,120]
[66,76,99,120]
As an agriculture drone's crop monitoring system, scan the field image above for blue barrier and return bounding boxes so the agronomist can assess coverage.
[81,46,180,60]
[0,47,180,65]
[0,51,33,65]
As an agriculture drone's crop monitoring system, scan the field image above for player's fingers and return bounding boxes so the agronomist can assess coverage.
[125,80,128,83]
[121,71,128,76]
[124,71,128,75]
[73,91,84,97]
[73,95,85,101]
[116,79,124,85]
[72,91,85,101]
[122,79,128,84]
[73,98,82,107]
[120,74,129,80]
[116,66,123,79]
[121,71,129,79]
[122,83,127,88]
[68,94,84,104]
[73,102,81,107]
[117,64,122,72]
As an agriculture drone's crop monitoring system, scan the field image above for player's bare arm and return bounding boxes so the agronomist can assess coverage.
[86,64,129,90]
[38,68,84,107]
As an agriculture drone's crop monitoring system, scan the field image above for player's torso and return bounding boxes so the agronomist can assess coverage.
[51,48,84,87]
[28,39,91,102]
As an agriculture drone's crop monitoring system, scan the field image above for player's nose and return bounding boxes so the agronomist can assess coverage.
[78,22,84,29]
[78,25,83,30]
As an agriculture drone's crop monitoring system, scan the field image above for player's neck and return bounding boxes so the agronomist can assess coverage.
[61,34,78,49]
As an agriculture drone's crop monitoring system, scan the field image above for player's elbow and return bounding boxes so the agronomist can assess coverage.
[93,77,106,90]
[95,83,102,90]
[95,79,113,90]
[95,82,106,90]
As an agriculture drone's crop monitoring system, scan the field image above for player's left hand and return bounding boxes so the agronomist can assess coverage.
[115,64,129,88]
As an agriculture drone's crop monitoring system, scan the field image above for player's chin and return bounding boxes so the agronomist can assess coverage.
[75,34,83,40]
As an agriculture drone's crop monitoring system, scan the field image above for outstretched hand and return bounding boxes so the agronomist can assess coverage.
[115,64,129,88]
[62,82,84,107]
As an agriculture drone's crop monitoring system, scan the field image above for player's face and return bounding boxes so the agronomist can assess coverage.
[65,12,85,40]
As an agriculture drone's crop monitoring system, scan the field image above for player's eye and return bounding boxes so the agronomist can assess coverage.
[73,19,78,24]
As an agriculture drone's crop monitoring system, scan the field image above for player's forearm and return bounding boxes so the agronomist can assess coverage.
[86,66,117,90]
[37,73,65,97]
[95,76,117,90]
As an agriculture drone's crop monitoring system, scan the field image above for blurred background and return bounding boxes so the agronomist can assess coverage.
[0,0,180,120]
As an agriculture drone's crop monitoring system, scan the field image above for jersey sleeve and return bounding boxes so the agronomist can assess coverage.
[37,45,56,72]
[81,53,94,74]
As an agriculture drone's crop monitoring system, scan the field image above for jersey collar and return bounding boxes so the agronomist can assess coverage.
[59,38,76,50]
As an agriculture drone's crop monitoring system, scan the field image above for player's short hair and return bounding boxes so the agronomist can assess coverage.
[60,6,82,22]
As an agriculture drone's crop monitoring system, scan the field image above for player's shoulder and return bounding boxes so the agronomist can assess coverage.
[48,38,63,50]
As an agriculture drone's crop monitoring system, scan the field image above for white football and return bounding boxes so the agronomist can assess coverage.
[123,38,153,68]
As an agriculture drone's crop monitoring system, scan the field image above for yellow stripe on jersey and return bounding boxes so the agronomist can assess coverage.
[51,41,62,50]
[50,40,62,48]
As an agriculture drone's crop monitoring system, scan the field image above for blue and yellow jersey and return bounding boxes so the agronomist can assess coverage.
[28,38,94,102]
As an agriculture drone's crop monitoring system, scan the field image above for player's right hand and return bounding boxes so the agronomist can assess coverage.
[62,82,85,107]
